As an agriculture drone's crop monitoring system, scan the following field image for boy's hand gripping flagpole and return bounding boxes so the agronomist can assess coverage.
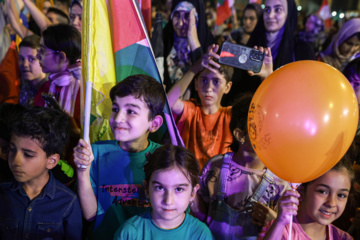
[288,182,301,240]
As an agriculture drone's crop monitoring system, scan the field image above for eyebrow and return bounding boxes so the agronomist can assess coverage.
[265,4,284,8]
[125,103,141,109]
[152,181,190,187]
[316,183,350,192]
[112,103,141,109]
[9,143,37,154]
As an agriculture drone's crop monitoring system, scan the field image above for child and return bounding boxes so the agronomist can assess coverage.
[167,44,233,170]
[259,157,354,240]
[73,74,166,239]
[167,44,272,169]
[113,144,213,239]
[0,107,82,239]
[35,24,82,127]
[18,34,47,107]
[191,93,290,240]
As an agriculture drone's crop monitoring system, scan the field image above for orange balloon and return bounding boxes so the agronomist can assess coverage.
[248,61,359,183]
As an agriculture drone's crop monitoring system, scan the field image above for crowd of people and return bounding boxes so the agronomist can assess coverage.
[0,0,360,239]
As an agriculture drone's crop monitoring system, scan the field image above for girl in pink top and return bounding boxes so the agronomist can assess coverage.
[258,157,354,240]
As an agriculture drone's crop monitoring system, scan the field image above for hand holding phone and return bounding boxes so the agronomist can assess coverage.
[41,93,61,111]
[219,42,265,73]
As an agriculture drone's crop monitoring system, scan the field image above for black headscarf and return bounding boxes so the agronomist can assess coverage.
[222,0,315,106]
[247,0,298,70]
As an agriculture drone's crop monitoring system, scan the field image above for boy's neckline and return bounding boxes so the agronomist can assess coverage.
[117,139,150,153]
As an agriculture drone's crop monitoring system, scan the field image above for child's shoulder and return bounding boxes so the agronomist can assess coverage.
[52,174,78,200]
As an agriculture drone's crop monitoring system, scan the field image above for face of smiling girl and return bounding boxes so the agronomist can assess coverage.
[298,169,351,226]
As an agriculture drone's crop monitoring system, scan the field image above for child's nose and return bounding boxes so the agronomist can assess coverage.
[325,194,337,207]
[11,152,22,166]
[115,111,125,123]
[163,191,174,205]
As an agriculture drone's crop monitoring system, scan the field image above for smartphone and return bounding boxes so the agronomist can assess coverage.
[219,41,264,73]
[41,93,61,111]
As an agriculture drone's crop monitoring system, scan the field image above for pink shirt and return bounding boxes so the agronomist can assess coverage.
[258,216,353,240]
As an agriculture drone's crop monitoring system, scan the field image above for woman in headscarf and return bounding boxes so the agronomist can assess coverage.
[162,0,215,96]
[222,0,316,106]
[318,18,360,71]
[231,3,262,45]
[69,0,82,34]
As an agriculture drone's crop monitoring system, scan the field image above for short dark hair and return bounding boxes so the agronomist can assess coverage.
[10,107,70,157]
[229,93,253,152]
[198,60,234,83]
[47,7,69,24]
[42,24,81,64]
[19,35,41,49]
[218,62,234,83]
[109,74,166,120]
[0,103,26,141]
[144,144,200,188]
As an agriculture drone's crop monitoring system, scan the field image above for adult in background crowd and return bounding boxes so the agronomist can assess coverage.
[162,0,216,98]
[223,0,316,105]
[318,18,360,71]
[231,3,262,45]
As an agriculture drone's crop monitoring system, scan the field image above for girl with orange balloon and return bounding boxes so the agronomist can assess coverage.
[258,157,354,240]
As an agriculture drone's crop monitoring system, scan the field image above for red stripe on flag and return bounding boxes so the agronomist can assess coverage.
[216,0,231,26]
[111,0,146,52]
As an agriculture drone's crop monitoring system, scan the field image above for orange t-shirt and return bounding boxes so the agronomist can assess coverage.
[176,100,232,170]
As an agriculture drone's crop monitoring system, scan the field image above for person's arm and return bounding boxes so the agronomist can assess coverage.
[248,46,273,81]
[262,190,300,240]
[167,44,220,115]
[23,0,52,32]
[73,139,98,221]
[5,0,33,38]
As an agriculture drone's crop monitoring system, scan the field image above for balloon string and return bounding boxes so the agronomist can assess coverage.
[288,182,301,240]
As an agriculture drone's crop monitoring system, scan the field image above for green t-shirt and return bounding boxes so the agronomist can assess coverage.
[88,140,160,240]
[114,208,214,240]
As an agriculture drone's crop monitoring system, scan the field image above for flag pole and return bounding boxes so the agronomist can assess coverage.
[81,0,93,168]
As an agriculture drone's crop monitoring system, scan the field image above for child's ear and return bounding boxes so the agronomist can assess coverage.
[149,115,163,133]
[233,128,245,144]
[56,52,67,64]
[190,184,200,201]
[46,153,60,170]
[224,81,232,94]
